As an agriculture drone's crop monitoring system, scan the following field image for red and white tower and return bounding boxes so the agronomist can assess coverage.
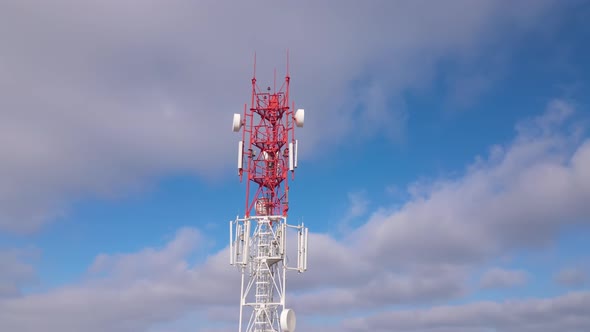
[230,56,308,332]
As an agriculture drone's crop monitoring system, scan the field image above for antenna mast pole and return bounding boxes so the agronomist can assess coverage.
[230,54,307,332]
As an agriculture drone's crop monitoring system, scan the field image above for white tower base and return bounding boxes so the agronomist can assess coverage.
[230,215,308,332]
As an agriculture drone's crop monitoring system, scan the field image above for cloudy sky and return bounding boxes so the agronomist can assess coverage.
[1,0,590,331]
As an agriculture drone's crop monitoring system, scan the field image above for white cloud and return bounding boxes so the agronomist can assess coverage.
[0,228,239,332]
[340,291,590,332]
[355,100,590,268]
[479,267,528,290]
[0,0,562,233]
[347,191,370,219]
[87,227,201,281]
[555,267,588,288]
[338,191,371,232]
[291,264,468,315]
[288,98,590,317]
[0,248,39,297]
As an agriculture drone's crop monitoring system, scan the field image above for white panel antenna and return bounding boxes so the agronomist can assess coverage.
[294,140,298,168]
[237,140,244,172]
[294,109,304,127]
[232,113,243,132]
[289,142,294,171]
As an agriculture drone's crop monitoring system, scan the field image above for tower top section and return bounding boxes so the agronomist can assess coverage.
[232,55,304,218]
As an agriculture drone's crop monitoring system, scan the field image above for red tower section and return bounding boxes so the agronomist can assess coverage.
[235,60,303,218]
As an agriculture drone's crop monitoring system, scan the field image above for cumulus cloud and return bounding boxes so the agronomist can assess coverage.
[291,264,467,315]
[0,248,39,297]
[87,227,201,281]
[340,291,590,332]
[338,190,371,232]
[347,191,370,219]
[0,228,239,332]
[356,99,590,267]
[479,268,528,290]
[291,98,590,317]
[555,267,588,288]
[0,0,562,233]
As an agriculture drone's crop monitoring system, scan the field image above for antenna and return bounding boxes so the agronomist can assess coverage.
[253,52,257,79]
[286,48,290,78]
[229,54,308,332]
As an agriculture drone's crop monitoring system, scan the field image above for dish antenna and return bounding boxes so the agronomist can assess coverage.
[280,308,297,332]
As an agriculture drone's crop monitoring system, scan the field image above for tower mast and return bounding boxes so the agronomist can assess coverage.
[230,55,307,332]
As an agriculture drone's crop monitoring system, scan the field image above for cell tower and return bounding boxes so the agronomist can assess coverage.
[229,54,308,332]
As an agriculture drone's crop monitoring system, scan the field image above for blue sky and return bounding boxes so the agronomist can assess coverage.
[1,1,590,331]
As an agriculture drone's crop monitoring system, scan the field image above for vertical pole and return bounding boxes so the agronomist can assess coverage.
[282,225,287,308]
[239,268,245,332]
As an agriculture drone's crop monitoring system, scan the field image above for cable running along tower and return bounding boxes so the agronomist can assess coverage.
[229,55,308,332]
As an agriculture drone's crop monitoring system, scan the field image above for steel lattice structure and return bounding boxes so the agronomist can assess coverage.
[229,55,307,332]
